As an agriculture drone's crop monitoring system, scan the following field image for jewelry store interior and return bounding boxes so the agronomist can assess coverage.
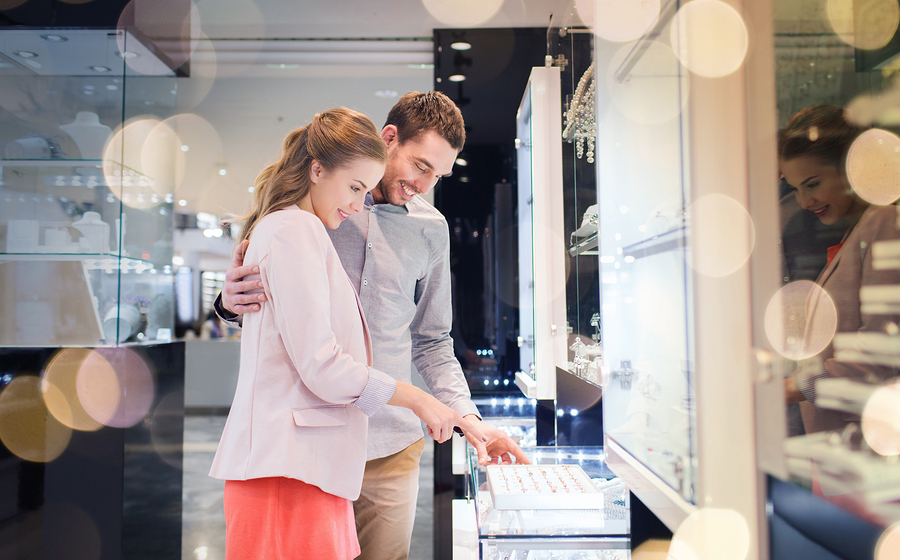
[2,0,900,559]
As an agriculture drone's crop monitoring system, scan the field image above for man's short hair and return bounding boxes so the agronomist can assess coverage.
[385,91,466,152]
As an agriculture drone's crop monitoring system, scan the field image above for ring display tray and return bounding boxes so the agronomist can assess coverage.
[486,464,603,510]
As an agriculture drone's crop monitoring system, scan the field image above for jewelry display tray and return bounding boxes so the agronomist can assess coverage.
[485,464,604,510]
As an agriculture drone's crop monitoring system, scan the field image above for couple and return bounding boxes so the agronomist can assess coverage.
[209,92,528,559]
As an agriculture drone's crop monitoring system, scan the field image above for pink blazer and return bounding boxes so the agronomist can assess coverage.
[799,205,900,433]
[209,207,396,501]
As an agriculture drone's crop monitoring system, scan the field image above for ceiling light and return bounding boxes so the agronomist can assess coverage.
[455,157,468,166]
[83,85,95,90]
[408,64,434,69]
[375,90,399,98]
[178,199,187,207]
[266,64,300,69]
[451,42,472,50]
[106,85,118,91]
[0,62,14,69]
[248,187,255,193]
[116,51,138,59]
[40,34,68,42]
[89,65,111,73]
[218,169,227,176]
[15,51,37,58]
[449,74,466,82]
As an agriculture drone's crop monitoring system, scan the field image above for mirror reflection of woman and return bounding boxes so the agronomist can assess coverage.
[778,104,900,435]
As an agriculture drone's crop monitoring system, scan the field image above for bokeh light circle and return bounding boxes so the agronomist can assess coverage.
[76,347,155,428]
[846,128,900,205]
[607,40,689,124]
[42,348,104,431]
[861,380,900,456]
[592,0,661,42]
[765,280,838,360]
[670,0,749,78]
[156,114,224,206]
[827,0,900,51]
[0,376,72,463]
[876,522,900,560]
[103,117,166,209]
[422,0,504,27]
[117,0,201,75]
[668,508,750,560]
[150,390,185,470]
[177,31,218,110]
[686,194,756,277]
[43,502,103,560]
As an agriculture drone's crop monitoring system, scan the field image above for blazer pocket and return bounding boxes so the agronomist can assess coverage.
[292,405,347,427]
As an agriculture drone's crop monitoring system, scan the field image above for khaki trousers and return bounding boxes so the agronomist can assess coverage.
[353,438,425,560]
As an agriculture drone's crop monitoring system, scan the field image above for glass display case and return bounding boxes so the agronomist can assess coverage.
[515,63,567,400]
[593,0,764,548]
[0,29,177,347]
[458,445,630,559]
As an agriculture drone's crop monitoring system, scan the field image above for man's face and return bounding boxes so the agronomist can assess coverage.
[372,126,458,206]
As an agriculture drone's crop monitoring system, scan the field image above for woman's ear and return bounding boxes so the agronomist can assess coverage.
[309,160,322,184]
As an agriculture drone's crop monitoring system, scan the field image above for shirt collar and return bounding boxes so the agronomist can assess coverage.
[366,191,411,214]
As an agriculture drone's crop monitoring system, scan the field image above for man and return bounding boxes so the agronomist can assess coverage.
[216,91,528,560]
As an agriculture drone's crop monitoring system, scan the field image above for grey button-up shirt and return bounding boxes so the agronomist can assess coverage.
[328,192,479,460]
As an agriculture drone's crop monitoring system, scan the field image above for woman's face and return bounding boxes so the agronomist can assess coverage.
[307,158,385,229]
[780,155,861,225]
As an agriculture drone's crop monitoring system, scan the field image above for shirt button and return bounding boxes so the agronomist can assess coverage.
[367,243,372,249]
[363,279,368,286]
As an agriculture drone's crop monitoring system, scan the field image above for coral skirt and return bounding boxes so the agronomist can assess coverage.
[224,477,360,560]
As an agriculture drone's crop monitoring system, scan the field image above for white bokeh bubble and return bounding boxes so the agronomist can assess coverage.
[668,508,750,560]
[765,281,838,360]
[118,0,201,75]
[827,0,900,51]
[861,379,900,456]
[592,0,661,42]
[876,522,900,560]
[670,0,749,78]
[686,194,756,278]
[103,116,165,209]
[607,40,689,124]
[846,128,900,205]
[422,0,504,27]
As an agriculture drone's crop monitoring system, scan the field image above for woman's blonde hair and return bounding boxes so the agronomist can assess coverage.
[237,107,386,242]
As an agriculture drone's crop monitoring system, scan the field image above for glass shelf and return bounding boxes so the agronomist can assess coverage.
[464,445,630,558]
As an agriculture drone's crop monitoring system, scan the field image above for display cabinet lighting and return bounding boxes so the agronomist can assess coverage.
[449,74,466,82]
[15,51,37,58]
[116,51,138,59]
[451,41,471,51]
[40,34,68,42]
[89,65,111,72]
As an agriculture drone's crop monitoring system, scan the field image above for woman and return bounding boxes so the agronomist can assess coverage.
[209,107,485,559]
[778,104,900,434]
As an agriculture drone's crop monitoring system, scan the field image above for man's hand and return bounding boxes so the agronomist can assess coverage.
[222,239,267,315]
[463,415,531,465]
